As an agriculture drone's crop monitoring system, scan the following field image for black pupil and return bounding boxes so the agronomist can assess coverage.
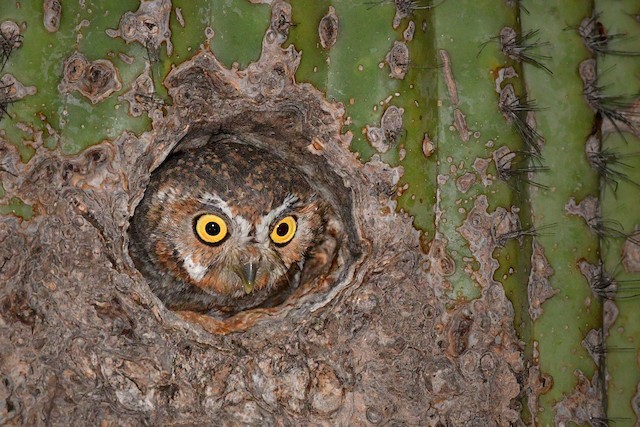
[205,221,221,236]
[276,222,289,237]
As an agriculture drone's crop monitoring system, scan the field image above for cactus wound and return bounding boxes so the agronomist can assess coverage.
[1,74,36,105]
[119,63,161,117]
[439,49,458,104]
[1,21,24,120]
[385,41,408,79]
[528,239,557,320]
[554,370,605,426]
[458,195,521,287]
[106,0,173,56]
[365,105,404,153]
[455,173,475,193]
[403,20,415,41]
[634,384,640,421]
[0,21,22,59]
[421,132,434,157]
[622,226,640,272]
[58,52,122,105]
[318,6,338,50]
[392,0,419,29]
[43,0,61,33]
[439,49,470,142]
[566,194,599,225]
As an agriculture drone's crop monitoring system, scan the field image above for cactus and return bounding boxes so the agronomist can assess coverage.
[590,2,640,424]
[519,3,602,425]
[1,0,639,425]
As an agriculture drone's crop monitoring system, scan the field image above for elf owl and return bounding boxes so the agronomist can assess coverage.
[129,137,327,316]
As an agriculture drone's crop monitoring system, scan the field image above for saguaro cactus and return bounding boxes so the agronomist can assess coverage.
[1,1,639,425]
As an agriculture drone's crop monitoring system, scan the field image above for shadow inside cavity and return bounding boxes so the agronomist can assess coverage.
[131,109,362,323]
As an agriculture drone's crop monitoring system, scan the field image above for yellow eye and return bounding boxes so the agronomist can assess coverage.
[195,214,228,244]
[270,216,297,245]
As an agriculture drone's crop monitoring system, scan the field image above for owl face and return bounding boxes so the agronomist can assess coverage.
[129,140,326,313]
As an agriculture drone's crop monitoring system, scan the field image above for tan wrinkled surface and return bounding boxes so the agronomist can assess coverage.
[554,370,605,426]
[0,1,525,425]
[58,52,122,105]
[106,0,173,56]
[527,238,557,321]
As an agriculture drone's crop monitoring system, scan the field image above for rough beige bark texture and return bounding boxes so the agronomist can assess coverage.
[0,3,524,425]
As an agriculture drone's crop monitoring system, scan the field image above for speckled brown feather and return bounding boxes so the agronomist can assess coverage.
[129,138,327,316]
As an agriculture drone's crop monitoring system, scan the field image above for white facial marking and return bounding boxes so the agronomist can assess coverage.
[234,215,252,243]
[256,194,299,240]
[183,254,208,281]
[199,192,234,218]
[197,192,255,244]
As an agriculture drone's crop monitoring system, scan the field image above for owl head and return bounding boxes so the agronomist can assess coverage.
[129,139,327,314]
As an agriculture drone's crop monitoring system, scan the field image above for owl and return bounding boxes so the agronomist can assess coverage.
[129,137,327,316]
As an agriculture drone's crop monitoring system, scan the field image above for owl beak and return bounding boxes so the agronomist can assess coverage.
[237,261,258,294]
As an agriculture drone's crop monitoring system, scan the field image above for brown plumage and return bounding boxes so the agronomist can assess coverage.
[129,137,327,316]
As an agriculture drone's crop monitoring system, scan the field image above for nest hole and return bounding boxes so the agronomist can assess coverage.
[129,110,361,332]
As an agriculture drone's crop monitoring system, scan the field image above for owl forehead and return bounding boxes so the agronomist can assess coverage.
[199,190,296,219]
[155,142,312,220]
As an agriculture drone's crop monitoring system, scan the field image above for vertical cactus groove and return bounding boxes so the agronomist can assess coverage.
[290,0,436,234]
[591,1,640,423]
[519,2,604,425]
[431,1,533,303]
